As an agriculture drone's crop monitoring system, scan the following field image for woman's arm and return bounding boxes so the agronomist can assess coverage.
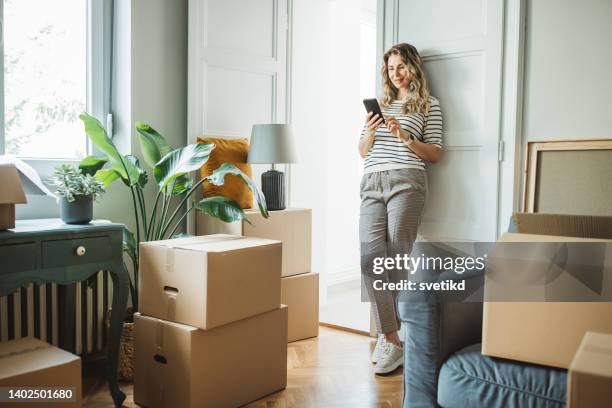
[358,132,375,158]
[403,138,443,163]
[358,112,384,158]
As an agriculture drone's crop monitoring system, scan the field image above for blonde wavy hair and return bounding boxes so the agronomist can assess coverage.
[380,43,430,115]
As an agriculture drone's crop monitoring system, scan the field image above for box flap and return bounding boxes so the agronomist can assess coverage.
[0,164,27,204]
[514,213,612,239]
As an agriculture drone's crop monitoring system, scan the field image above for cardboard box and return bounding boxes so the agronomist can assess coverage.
[134,306,288,408]
[568,332,612,408]
[0,337,82,407]
[483,213,612,369]
[0,164,27,230]
[281,272,319,342]
[139,234,282,330]
[197,208,312,277]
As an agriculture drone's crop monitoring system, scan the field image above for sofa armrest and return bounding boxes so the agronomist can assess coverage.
[398,292,482,407]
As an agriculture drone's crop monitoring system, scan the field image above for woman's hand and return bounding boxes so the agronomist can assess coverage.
[364,112,384,137]
[385,115,412,144]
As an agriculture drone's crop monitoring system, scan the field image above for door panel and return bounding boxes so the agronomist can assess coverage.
[383,0,503,241]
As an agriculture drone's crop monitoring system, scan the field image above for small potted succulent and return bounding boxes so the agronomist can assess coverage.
[50,164,105,224]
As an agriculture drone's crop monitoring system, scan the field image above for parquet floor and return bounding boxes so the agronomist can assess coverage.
[83,326,404,408]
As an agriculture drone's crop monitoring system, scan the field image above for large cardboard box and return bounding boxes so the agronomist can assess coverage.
[483,213,612,369]
[0,337,82,407]
[281,272,319,342]
[197,208,311,277]
[139,234,282,330]
[134,306,288,408]
[568,332,612,407]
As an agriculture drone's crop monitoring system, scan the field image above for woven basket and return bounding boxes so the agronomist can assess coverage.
[117,322,135,381]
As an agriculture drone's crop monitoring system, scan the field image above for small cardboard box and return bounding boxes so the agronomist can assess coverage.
[483,213,612,369]
[197,208,312,277]
[134,306,288,408]
[139,234,282,330]
[568,332,612,408]
[282,272,319,342]
[0,164,26,230]
[0,337,82,407]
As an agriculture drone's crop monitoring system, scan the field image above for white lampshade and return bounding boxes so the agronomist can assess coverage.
[247,124,297,164]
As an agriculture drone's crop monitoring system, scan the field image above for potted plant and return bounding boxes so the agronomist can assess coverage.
[77,113,268,380]
[50,164,105,224]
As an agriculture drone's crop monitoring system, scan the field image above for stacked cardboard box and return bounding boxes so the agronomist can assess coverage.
[134,234,288,407]
[483,213,612,369]
[0,337,82,407]
[568,331,612,407]
[197,208,319,342]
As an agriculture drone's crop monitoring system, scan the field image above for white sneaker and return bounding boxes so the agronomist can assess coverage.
[373,342,403,375]
[371,335,386,364]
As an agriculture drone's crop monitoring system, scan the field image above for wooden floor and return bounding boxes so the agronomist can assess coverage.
[83,326,404,408]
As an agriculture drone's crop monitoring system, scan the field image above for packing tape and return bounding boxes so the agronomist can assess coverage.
[155,319,164,352]
[166,295,176,321]
[165,247,175,273]
[0,343,51,359]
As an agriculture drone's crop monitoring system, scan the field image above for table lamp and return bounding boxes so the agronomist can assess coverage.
[247,124,297,211]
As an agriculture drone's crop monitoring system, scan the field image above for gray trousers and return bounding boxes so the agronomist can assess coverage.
[360,168,427,334]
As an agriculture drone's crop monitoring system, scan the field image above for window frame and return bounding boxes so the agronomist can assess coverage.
[0,0,113,177]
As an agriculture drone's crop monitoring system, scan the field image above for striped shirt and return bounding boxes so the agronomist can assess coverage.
[360,96,443,173]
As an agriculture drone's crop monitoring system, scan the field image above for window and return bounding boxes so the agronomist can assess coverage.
[0,0,111,164]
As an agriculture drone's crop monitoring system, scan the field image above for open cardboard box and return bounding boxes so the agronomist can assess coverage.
[482,213,612,369]
[0,164,26,230]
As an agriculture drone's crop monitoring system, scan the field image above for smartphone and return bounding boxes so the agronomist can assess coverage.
[363,98,385,124]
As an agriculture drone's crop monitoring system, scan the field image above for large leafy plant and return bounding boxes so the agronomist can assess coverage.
[78,113,268,311]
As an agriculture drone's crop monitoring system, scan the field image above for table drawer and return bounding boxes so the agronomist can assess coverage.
[0,242,37,274]
[42,236,112,268]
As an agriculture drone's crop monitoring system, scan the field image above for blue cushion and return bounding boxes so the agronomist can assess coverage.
[438,344,567,408]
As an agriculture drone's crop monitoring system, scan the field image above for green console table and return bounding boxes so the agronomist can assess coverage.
[0,219,129,407]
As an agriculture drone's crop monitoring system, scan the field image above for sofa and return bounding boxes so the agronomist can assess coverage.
[397,220,568,408]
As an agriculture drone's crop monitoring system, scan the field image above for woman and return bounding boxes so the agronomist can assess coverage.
[358,43,443,375]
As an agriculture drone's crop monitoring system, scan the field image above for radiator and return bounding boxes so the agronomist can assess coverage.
[0,271,113,356]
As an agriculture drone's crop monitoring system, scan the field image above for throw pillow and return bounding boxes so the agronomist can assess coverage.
[198,137,253,209]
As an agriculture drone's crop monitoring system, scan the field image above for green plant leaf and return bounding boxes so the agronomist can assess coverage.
[195,196,247,223]
[122,228,137,266]
[79,156,108,176]
[205,162,268,218]
[79,113,143,186]
[153,143,214,189]
[95,169,121,187]
[125,155,148,188]
[135,122,173,168]
[171,175,193,196]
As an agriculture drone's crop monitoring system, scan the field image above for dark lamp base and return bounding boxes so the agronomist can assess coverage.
[262,169,286,211]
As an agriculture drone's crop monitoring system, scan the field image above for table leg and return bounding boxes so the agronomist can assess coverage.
[107,267,129,407]
[57,283,76,352]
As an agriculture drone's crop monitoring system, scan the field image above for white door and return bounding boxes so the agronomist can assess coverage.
[187,0,290,233]
[381,0,504,241]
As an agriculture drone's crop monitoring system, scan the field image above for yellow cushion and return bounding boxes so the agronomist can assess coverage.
[198,137,253,209]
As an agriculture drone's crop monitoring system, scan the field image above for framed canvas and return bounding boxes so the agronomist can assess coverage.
[523,139,612,214]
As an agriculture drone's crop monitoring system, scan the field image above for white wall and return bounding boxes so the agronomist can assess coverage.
[291,0,376,297]
[290,0,331,298]
[523,0,612,142]
[16,0,188,236]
